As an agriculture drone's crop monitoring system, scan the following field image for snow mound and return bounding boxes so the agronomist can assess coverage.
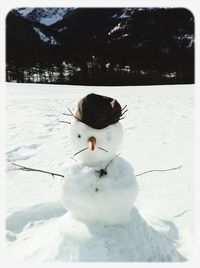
[7,208,185,262]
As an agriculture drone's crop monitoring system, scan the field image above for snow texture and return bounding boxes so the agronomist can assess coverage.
[16,8,69,26]
[6,84,194,261]
[38,9,67,26]
[108,23,125,35]
[16,8,34,17]
[7,208,185,262]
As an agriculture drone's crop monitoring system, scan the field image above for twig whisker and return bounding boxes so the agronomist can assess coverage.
[62,113,73,116]
[121,109,128,116]
[66,106,84,123]
[122,105,127,111]
[119,117,126,120]
[60,120,71,124]
[98,147,109,153]
[73,147,88,157]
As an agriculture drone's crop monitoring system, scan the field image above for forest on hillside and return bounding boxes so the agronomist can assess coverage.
[6,8,194,86]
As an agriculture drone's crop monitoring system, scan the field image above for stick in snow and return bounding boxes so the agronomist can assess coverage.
[10,162,64,178]
[135,165,182,177]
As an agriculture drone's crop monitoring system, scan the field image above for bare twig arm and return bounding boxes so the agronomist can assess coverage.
[135,165,182,177]
[10,162,64,178]
[9,161,182,179]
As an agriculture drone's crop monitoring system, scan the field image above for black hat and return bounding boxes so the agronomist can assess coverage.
[75,93,123,129]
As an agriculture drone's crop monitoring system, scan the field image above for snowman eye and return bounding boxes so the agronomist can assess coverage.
[78,134,81,138]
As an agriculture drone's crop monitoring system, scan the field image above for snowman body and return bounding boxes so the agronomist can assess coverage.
[62,156,139,224]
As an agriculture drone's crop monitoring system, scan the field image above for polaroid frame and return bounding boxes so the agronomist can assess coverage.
[0,1,200,267]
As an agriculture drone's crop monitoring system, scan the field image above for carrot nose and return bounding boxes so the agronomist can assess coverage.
[88,136,96,151]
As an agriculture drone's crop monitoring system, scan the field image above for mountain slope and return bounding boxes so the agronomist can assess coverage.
[6,8,194,85]
[6,10,42,63]
[6,10,75,65]
[16,8,73,26]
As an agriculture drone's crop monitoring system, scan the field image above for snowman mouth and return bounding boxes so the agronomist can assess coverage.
[73,146,108,157]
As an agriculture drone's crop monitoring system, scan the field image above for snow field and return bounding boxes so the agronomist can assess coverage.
[6,83,194,261]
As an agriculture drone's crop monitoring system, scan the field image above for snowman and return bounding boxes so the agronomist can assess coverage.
[62,93,139,224]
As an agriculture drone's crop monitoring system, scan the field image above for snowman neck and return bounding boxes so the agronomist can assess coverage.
[71,153,120,177]
[95,153,120,178]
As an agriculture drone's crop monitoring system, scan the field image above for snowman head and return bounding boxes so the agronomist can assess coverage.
[69,120,123,167]
[68,93,126,167]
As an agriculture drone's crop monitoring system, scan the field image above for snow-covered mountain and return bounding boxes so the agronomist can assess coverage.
[33,27,59,45]
[10,7,194,51]
[51,7,194,49]
[6,9,63,57]
[6,8,194,85]
[16,8,34,16]
[16,8,73,26]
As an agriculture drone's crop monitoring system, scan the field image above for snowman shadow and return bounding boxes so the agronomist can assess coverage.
[58,207,186,262]
[6,203,186,262]
[6,202,66,234]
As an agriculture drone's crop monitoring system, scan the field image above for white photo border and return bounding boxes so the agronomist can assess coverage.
[0,1,200,268]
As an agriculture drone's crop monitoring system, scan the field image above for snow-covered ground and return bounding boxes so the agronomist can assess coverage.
[5,83,194,261]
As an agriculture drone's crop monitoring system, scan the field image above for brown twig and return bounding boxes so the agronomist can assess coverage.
[11,162,64,178]
[122,105,127,111]
[10,162,182,180]
[73,147,88,157]
[135,165,182,177]
[60,120,71,124]
[62,113,73,116]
